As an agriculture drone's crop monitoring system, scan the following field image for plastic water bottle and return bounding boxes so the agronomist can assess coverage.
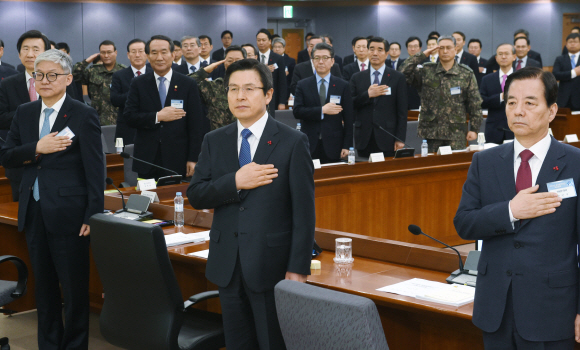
[421,140,428,157]
[348,147,355,165]
[174,192,184,228]
[296,123,301,132]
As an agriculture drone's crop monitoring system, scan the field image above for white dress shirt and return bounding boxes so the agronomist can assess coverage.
[25,71,39,100]
[131,66,146,77]
[39,93,67,137]
[508,133,552,223]
[237,111,268,160]
[456,49,464,62]
[259,49,271,65]
[186,59,201,74]
[569,52,579,79]
[154,69,173,124]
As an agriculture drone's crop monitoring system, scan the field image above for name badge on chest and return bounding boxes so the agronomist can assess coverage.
[384,87,392,96]
[330,95,341,104]
[450,86,461,95]
[171,100,184,109]
[547,179,577,199]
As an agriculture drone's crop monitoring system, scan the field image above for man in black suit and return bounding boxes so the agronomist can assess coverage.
[296,32,314,64]
[198,35,214,68]
[452,32,480,77]
[1,49,104,350]
[289,53,343,96]
[405,36,423,109]
[350,37,408,158]
[212,30,233,61]
[110,39,151,145]
[272,37,296,93]
[124,35,203,179]
[553,33,580,111]
[342,37,370,82]
[468,38,488,87]
[386,42,405,70]
[0,39,15,70]
[256,29,287,111]
[514,29,543,66]
[513,37,542,70]
[188,58,315,350]
[173,36,202,76]
[480,43,516,144]
[323,34,343,72]
[294,43,353,163]
[0,30,79,201]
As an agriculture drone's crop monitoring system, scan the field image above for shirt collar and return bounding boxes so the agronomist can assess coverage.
[457,49,464,59]
[237,111,269,141]
[500,67,513,77]
[41,93,67,115]
[517,55,528,64]
[260,49,271,61]
[186,59,200,71]
[358,59,369,69]
[25,70,33,82]
[513,132,551,164]
[131,66,146,76]
[315,71,331,84]
[154,69,172,83]
[569,51,579,59]
[370,64,386,77]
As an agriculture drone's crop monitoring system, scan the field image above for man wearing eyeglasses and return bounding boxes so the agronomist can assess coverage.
[0,30,79,202]
[188,58,315,349]
[294,42,353,163]
[1,49,104,350]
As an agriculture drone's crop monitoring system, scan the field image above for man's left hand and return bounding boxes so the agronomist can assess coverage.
[575,314,580,342]
[278,104,286,110]
[285,272,307,283]
[394,141,405,151]
[186,161,196,177]
[268,64,276,72]
[340,149,349,158]
[79,224,90,237]
[466,131,477,141]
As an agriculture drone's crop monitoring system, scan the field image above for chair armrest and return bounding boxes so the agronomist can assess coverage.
[0,255,28,299]
[183,290,220,310]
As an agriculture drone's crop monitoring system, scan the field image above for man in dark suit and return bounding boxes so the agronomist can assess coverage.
[124,35,203,179]
[0,30,79,201]
[323,35,343,71]
[212,30,233,61]
[110,39,151,146]
[1,49,104,350]
[296,32,314,64]
[405,36,423,109]
[452,32,480,78]
[256,29,287,111]
[553,33,580,111]
[480,43,516,144]
[468,38,488,87]
[455,67,580,349]
[188,58,315,350]
[198,35,214,68]
[173,36,202,76]
[0,39,15,70]
[513,37,542,70]
[342,37,370,82]
[290,57,342,96]
[294,43,353,163]
[350,37,408,158]
[514,29,543,66]
[272,37,296,93]
[386,42,405,70]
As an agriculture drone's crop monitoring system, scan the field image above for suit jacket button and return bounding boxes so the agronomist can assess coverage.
[234,232,238,237]
[506,270,512,276]
[160,125,163,128]
[514,242,521,249]
[239,207,244,212]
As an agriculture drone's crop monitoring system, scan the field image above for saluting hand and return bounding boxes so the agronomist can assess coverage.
[158,107,186,122]
[510,185,562,220]
[423,45,440,58]
[235,162,278,190]
[85,53,100,63]
[204,60,225,74]
[36,132,72,154]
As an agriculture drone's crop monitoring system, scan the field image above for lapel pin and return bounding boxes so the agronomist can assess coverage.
[63,114,67,118]
[267,140,272,145]
[553,166,559,171]
[333,84,335,87]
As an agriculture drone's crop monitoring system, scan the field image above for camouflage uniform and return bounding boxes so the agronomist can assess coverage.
[73,60,126,126]
[401,52,482,153]
[188,68,236,130]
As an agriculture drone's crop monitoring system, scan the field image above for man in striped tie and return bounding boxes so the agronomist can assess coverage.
[188,58,315,350]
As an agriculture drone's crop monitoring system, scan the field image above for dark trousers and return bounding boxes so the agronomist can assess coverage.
[114,119,136,147]
[357,130,395,158]
[218,254,286,350]
[24,198,90,350]
[482,284,575,350]
[137,144,165,180]
[311,139,340,164]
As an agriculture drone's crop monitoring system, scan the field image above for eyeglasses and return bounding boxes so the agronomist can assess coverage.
[33,72,69,82]
[226,85,265,95]
[312,56,332,62]
[200,43,211,48]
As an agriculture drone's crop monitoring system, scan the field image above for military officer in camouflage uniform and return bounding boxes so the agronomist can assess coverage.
[401,35,482,152]
[73,40,126,126]
[188,45,246,130]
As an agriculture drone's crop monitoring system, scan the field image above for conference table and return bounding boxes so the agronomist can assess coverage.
[551,107,580,141]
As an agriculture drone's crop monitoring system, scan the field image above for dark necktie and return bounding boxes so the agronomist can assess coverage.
[319,79,326,106]
[239,129,252,168]
[391,61,396,69]
[200,61,208,68]
[261,55,266,64]
[373,71,380,85]
[158,76,166,107]
[455,55,460,64]
[516,60,522,70]
[190,66,196,73]
[515,149,534,193]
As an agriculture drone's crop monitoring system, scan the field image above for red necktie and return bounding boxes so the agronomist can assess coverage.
[360,63,366,71]
[136,71,142,76]
[516,60,522,70]
[515,149,534,193]
[29,78,37,102]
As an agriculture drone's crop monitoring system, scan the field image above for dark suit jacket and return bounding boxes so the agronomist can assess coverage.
[262,52,288,110]
[293,75,354,159]
[386,57,405,71]
[123,71,203,176]
[110,65,153,145]
[0,65,17,81]
[16,64,24,73]
[454,138,580,341]
[289,60,342,96]
[297,49,310,64]
[334,55,343,72]
[211,48,225,61]
[457,52,480,80]
[350,66,408,152]
[479,72,514,144]
[513,57,542,70]
[187,116,315,293]
[1,62,15,70]
[475,57,488,87]
[528,49,543,66]
[343,54,355,67]
[342,62,361,82]
[172,58,190,75]
[0,95,104,234]
[553,54,580,110]
[282,54,296,90]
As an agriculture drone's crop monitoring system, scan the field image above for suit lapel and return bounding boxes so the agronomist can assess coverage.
[50,95,73,134]
[495,144,517,202]
[252,116,279,165]
[32,101,42,141]
[146,73,163,109]
[562,56,572,71]
[380,67,392,86]
[223,123,241,173]
[326,76,339,104]
[165,73,179,106]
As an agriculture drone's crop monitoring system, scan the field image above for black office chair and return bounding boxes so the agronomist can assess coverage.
[0,255,29,350]
[90,214,225,350]
[101,125,117,154]
[120,144,138,188]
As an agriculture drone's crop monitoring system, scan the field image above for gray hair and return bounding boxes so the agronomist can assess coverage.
[496,43,516,54]
[272,37,286,47]
[181,36,201,47]
[437,35,456,46]
[34,49,73,74]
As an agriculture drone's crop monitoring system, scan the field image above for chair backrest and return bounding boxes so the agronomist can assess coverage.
[274,279,389,350]
[123,144,138,187]
[101,133,109,154]
[275,109,299,129]
[101,125,116,154]
[404,120,422,154]
[90,214,184,350]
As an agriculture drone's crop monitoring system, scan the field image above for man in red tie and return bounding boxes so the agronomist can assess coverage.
[455,67,580,349]
[513,37,542,70]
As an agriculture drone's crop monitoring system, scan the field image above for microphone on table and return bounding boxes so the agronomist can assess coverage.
[371,122,415,158]
[119,152,179,176]
[408,224,464,272]
[106,177,126,212]
[119,152,187,185]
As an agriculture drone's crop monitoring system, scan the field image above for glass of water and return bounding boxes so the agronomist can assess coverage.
[334,238,354,263]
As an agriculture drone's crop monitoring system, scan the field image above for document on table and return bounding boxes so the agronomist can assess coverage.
[165,230,210,247]
[320,162,347,167]
[188,249,209,259]
[377,278,475,307]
